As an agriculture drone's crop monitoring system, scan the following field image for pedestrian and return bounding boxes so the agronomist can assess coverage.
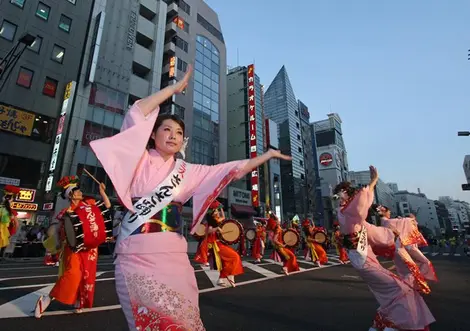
[334,166,435,331]
[34,175,112,318]
[0,185,20,260]
[89,65,292,331]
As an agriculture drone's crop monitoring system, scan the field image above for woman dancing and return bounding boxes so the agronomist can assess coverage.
[267,213,300,275]
[331,221,348,264]
[334,166,434,331]
[205,200,243,287]
[375,205,437,293]
[90,66,292,330]
[0,185,20,259]
[301,219,328,267]
[251,220,266,263]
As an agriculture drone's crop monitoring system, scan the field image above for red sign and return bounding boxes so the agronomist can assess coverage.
[247,64,259,207]
[43,80,57,97]
[319,153,333,167]
[43,202,54,211]
[82,121,114,146]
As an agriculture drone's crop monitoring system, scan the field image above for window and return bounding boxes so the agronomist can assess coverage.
[43,77,58,97]
[0,20,17,41]
[178,0,190,15]
[27,36,42,53]
[173,36,188,53]
[299,160,303,166]
[67,0,76,4]
[197,14,224,43]
[16,67,33,88]
[51,44,65,63]
[59,14,72,32]
[177,58,187,72]
[36,2,50,20]
[173,16,189,33]
[297,134,300,140]
[10,0,25,8]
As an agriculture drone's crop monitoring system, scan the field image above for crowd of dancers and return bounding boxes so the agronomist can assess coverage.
[0,66,438,330]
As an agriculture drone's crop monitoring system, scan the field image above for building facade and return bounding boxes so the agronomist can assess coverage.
[226,64,264,216]
[298,100,315,219]
[395,190,440,235]
[264,118,283,219]
[53,0,227,226]
[311,113,349,227]
[0,0,94,225]
[264,66,304,220]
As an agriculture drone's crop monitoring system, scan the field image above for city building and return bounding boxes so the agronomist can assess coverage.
[349,170,398,217]
[264,118,283,219]
[226,64,265,218]
[298,100,315,219]
[439,196,463,233]
[264,66,304,220]
[311,113,349,227]
[434,200,452,235]
[0,0,94,225]
[395,190,440,235]
[387,182,399,193]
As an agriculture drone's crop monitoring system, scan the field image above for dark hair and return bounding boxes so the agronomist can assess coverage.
[147,113,185,149]
[205,211,219,228]
[333,181,357,197]
[3,195,13,214]
[370,204,389,217]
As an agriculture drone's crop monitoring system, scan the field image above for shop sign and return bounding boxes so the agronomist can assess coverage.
[10,202,38,211]
[228,187,251,206]
[0,103,35,136]
[319,152,333,167]
[15,188,36,202]
[247,64,259,207]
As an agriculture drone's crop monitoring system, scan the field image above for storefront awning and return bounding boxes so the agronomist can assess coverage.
[231,204,256,215]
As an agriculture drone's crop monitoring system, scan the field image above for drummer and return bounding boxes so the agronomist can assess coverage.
[194,221,210,266]
[35,175,111,318]
[267,212,300,275]
[251,220,266,263]
[301,219,328,267]
[205,200,244,287]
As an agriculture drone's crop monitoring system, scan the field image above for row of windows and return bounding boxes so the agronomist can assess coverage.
[7,1,73,33]
[15,66,60,98]
[177,0,190,15]
[196,14,224,43]
[172,35,188,53]
[10,0,75,9]
[0,21,66,63]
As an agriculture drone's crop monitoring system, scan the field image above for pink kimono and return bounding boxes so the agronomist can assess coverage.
[381,217,437,292]
[338,187,435,330]
[90,102,250,331]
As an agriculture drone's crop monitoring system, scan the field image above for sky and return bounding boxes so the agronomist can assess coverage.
[205,0,470,203]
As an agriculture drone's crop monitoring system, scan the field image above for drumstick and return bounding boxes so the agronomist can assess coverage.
[83,168,101,185]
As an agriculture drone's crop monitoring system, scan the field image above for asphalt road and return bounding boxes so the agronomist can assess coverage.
[0,250,469,331]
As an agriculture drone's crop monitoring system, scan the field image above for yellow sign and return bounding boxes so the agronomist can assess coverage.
[16,188,36,202]
[11,202,38,211]
[64,81,73,100]
[0,104,35,136]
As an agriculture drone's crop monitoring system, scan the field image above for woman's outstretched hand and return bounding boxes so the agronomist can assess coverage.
[268,149,292,161]
[174,64,193,93]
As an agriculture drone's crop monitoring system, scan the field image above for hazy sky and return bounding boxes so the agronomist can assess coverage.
[205,0,470,203]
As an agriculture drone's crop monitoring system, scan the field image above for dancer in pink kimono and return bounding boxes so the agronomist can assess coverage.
[375,205,438,294]
[334,166,435,331]
[90,66,292,331]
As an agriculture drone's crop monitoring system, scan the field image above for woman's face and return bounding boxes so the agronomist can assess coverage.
[70,188,83,201]
[212,208,225,223]
[338,190,349,205]
[151,119,184,159]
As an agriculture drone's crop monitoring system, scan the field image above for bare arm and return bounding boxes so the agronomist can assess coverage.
[241,149,292,174]
[98,183,112,209]
[138,66,193,116]
[368,165,379,193]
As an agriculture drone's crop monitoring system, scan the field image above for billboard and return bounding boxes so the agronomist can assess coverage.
[247,64,259,207]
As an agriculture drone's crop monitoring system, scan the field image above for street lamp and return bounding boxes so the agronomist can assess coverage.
[0,32,36,94]
[458,131,470,136]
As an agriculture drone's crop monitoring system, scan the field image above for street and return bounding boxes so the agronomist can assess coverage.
[0,251,469,331]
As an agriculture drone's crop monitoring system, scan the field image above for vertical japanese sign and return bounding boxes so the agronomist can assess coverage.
[247,64,259,207]
[45,81,76,192]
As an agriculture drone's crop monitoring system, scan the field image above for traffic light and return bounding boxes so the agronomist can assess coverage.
[462,183,470,191]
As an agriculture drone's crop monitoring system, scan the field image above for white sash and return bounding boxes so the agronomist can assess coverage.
[348,226,368,269]
[116,159,190,246]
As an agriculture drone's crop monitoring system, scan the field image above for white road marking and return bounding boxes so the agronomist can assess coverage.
[443,253,449,256]
[454,253,461,257]
[0,256,345,319]
[341,274,360,279]
[432,253,439,256]
[0,263,114,271]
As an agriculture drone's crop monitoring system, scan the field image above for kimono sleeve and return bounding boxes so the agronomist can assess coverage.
[185,159,250,234]
[90,101,159,211]
[364,222,396,248]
